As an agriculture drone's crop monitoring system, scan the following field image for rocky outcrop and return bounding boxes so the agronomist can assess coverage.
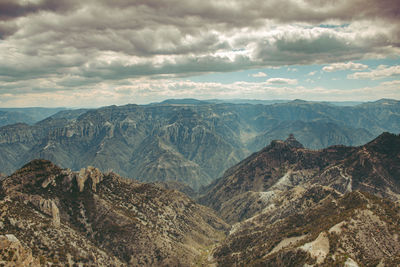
[0,160,228,266]
[0,234,40,266]
[284,133,304,148]
[76,166,104,192]
[212,191,400,266]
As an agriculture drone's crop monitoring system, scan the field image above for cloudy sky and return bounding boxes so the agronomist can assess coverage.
[0,0,399,107]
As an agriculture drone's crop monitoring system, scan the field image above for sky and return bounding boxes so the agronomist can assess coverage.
[0,0,399,107]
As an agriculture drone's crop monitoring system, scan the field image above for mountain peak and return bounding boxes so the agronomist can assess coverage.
[365,132,400,155]
[284,133,304,148]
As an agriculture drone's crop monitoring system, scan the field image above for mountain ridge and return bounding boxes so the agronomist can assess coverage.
[200,132,400,266]
[0,100,399,189]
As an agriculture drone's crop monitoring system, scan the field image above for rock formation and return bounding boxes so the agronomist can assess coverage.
[0,234,40,266]
[0,160,228,266]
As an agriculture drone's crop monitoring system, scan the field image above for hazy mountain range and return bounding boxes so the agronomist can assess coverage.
[0,108,67,127]
[0,98,399,189]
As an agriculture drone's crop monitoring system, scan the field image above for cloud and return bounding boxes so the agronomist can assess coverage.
[322,62,368,72]
[348,65,400,80]
[308,71,317,76]
[265,78,298,85]
[0,0,80,22]
[0,0,399,104]
[1,78,399,108]
[380,80,400,86]
[251,72,267,77]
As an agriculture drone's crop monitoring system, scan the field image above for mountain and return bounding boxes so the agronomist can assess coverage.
[248,120,374,150]
[0,104,248,189]
[200,133,400,266]
[0,99,399,189]
[200,133,400,223]
[0,160,228,266]
[0,134,399,266]
[158,98,211,105]
[0,107,66,127]
[212,190,400,266]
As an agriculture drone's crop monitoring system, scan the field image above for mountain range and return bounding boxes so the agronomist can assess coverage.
[0,107,67,127]
[0,133,399,266]
[0,99,399,190]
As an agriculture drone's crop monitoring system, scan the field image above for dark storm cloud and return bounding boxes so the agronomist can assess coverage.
[0,0,79,21]
[79,55,255,80]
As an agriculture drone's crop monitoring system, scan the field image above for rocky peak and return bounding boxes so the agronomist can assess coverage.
[284,133,304,148]
[0,235,40,266]
[364,132,400,155]
[5,159,105,195]
[75,166,104,192]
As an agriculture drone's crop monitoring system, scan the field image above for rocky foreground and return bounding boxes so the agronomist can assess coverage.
[0,160,227,266]
[201,132,400,266]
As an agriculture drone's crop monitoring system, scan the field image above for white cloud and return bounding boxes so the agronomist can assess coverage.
[265,78,298,85]
[251,72,267,77]
[308,71,317,76]
[1,77,399,107]
[322,62,368,72]
[380,80,400,86]
[348,65,400,80]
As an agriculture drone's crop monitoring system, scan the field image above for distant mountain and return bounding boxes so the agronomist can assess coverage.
[0,107,67,127]
[157,98,211,105]
[159,98,366,106]
[200,133,400,266]
[205,99,290,105]
[0,160,227,266]
[0,99,399,189]
[248,120,374,150]
[48,108,90,120]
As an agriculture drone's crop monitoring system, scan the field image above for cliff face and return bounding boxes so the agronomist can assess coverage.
[0,104,247,189]
[1,100,399,189]
[0,160,228,266]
